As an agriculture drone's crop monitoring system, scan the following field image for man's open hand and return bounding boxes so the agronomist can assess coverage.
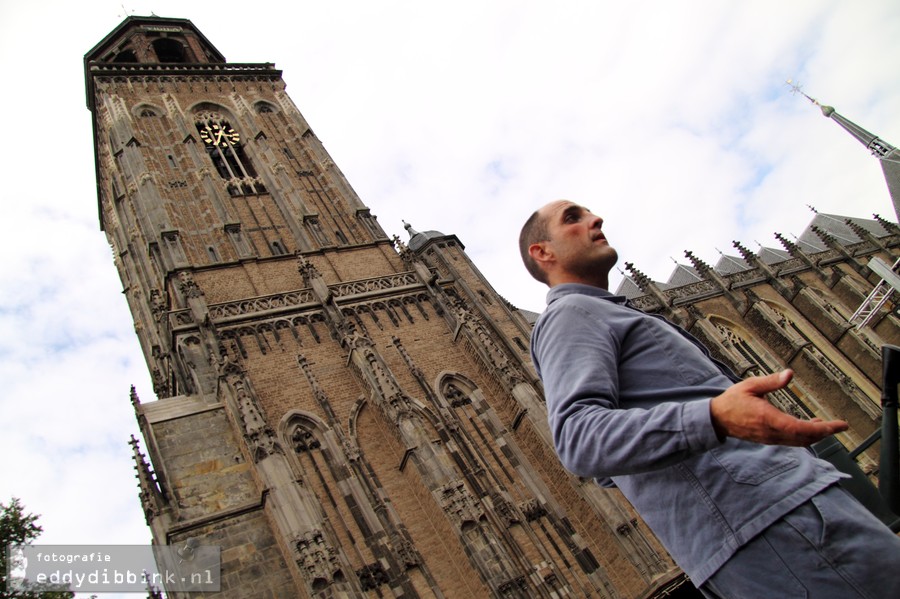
[709,370,848,446]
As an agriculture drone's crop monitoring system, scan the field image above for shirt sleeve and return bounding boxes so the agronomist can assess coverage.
[532,299,722,481]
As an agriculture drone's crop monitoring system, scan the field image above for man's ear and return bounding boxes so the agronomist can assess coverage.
[529,241,553,268]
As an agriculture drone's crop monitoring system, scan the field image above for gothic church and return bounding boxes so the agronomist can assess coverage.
[84,16,898,599]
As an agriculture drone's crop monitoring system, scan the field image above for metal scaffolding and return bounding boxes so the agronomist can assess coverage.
[850,257,900,329]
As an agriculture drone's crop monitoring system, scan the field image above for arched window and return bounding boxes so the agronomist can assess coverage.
[712,319,813,418]
[290,423,321,453]
[112,49,138,63]
[152,38,188,63]
[194,113,264,196]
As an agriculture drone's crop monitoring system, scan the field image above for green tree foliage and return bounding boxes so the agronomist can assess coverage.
[1,497,73,599]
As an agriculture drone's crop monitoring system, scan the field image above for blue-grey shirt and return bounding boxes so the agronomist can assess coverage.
[530,283,843,584]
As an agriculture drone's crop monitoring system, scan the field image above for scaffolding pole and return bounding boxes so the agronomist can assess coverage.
[850,257,900,329]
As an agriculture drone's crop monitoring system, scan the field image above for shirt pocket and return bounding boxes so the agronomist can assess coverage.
[710,443,799,485]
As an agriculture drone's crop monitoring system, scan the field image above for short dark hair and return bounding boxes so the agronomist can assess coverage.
[519,209,549,285]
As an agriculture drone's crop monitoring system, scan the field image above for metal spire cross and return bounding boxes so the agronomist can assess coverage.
[785,79,819,106]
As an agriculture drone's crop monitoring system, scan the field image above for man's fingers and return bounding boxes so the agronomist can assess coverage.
[742,369,794,395]
[766,409,848,446]
[711,371,848,446]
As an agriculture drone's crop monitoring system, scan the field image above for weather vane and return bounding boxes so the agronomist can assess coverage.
[786,79,819,106]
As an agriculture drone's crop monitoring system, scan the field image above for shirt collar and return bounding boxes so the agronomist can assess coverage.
[546,283,628,306]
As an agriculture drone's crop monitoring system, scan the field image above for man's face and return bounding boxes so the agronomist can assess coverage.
[538,200,618,285]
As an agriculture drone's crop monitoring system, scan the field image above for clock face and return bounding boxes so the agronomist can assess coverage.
[200,123,240,147]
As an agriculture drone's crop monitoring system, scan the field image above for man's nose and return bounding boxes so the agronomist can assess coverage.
[589,214,603,228]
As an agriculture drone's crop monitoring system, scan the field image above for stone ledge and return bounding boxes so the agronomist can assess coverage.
[140,394,223,424]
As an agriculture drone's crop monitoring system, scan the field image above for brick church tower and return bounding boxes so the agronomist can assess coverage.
[85,16,685,598]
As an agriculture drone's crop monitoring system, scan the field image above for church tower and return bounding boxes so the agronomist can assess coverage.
[85,16,685,598]
[790,83,900,221]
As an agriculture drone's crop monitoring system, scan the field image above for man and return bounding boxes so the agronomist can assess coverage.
[521,200,900,598]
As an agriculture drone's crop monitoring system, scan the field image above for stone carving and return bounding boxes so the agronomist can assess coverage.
[340,321,373,351]
[291,426,321,453]
[498,576,527,595]
[454,304,524,389]
[208,290,315,320]
[149,289,167,322]
[392,235,414,264]
[684,304,705,324]
[293,529,342,592]
[773,257,808,274]
[177,334,217,394]
[519,498,547,522]
[332,273,418,298]
[211,315,326,356]
[229,376,282,461]
[215,343,241,376]
[872,214,900,235]
[438,480,484,529]
[370,352,407,411]
[662,279,718,302]
[341,437,360,463]
[93,63,280,83]
[764,304,808,345]
[356,563,388,591]
[129,435,161,523]
[177,271,204,299]
[391,336,424,379]
[628,295,661,313]
[615,518,639,537]
[390,532,420,568]
[194,282,432,326]
[445,383,471,408]
[857,332,881,355]
[170,310,194,327]
[297,355,332,411]
[804,345,857,392]
[491,492,519,527]
[342,324,412,420]
[151,368,168,397]
[297,254,322,286]
[728,269,766,286]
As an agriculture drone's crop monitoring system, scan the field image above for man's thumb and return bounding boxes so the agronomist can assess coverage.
[748,369,793,394]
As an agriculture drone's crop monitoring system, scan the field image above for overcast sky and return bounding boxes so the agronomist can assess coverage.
[1,1,899,596]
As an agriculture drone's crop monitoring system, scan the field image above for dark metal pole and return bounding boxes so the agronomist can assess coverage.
[880,344,900,514]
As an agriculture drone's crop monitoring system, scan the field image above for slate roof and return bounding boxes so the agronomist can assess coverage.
[613,212,893,297]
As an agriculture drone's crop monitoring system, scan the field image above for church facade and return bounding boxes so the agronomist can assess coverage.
[84,16,898,599]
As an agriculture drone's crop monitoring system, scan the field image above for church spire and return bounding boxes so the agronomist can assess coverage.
[788,80,900,221]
